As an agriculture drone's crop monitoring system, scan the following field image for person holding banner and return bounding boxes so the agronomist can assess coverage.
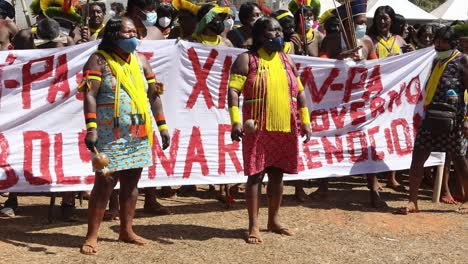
[189,3,233,47]
[75,0,107,43]
[319,0,376,61]
[168,0,200,40]
[316,0,389,208]
[126,0,173,215]
[2,17,78,220]
[228,17,311,244]
[0,0,18,50]
[398,26,468,215]
[288,0,323,57]
[79,17,170,255]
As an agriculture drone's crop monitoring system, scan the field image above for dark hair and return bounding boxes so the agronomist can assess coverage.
[324,16,340,33]
[251,16,279,52]
[370,5,396,36]
[98,18,128,51]
[111,2,125,13]
[271,10,294,40]
[0,0,15,19]
[390,14,405,36]
[293,5,314,29]
[197,4,215,21]
[37,18,60,40]
[157,3,174,19]
[127,0,156,12]
[416,24,434,40]
[89,1,107,14]
[239,2,260,25]
[434,26,459,48]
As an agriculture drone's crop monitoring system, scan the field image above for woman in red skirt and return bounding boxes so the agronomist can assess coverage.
[228,17,312,244]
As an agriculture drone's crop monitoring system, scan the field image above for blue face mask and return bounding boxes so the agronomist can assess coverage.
[143,11,157,26]
[355,24,367,39]
[263,36,284,52]
[117,37,139,53]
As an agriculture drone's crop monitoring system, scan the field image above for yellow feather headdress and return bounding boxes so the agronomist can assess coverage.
[172,0,200,15]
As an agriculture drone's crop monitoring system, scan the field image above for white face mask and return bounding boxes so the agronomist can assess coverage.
[355,24,367,39]
[224,18,234,30]
[158,17,171,28]
[109,10,116,18]
[305,20,313,31]
[143,11,157,26]
[59,26,71,36]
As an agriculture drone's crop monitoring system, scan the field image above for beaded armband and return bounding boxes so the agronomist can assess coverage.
[85,112,97,129]
[299,107,311,125]
[228,74,247,92]
[155,114,168,131]
[228,106,241,125]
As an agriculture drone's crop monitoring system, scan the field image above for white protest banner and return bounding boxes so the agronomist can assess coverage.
[0,41,443,192]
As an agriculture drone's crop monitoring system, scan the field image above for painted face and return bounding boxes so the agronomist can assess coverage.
[89,4,104,27]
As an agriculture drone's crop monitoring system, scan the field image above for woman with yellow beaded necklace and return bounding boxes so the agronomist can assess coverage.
[189,4,233,47]
[369,5,414,58]
[228,17,312,244]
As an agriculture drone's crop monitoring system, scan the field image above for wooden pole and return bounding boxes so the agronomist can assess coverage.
[19,0,32,27]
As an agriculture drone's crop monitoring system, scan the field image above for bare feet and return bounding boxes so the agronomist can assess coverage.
[143,201,172,215]
[294,187,307,203]
[118,233,149,245]
[80,239,98,255]
[395,202,419,215]
[440,195,458,205]
[267,223,294,236]
[456,203,468,214]
[246,227,263,244]
[370,190,388,208]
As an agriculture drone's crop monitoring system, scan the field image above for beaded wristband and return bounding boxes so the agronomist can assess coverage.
[299,107,311,125]
[155,114,168,131]
[229,106,241,125]
[85,112,97,129]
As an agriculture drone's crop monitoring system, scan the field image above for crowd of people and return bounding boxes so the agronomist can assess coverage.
[0,0,467,254]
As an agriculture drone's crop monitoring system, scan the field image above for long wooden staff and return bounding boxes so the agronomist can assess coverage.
[19,0,32,27]
[332,0,350,50]
[344,0,357,49]
[299,0,307,55]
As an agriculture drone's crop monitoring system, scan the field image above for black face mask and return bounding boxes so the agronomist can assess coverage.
[263,37,285,52]
[208,21,225,35]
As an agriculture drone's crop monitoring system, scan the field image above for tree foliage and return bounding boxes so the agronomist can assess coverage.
[409,0,445,12]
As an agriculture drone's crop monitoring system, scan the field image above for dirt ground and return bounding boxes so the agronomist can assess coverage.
[0,176,467,264]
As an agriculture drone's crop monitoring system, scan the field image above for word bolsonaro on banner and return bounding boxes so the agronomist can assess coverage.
[0,40,444,192]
